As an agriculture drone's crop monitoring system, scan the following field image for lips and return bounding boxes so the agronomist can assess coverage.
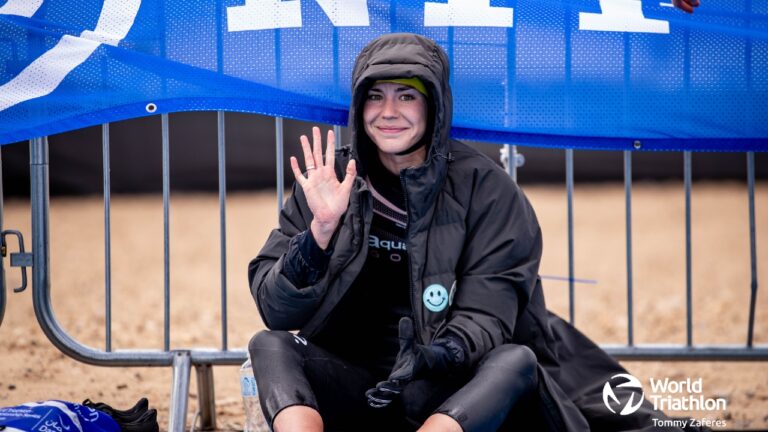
[376,126,408,134]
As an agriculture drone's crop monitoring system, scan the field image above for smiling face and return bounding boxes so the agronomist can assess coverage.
[363,81,428,173]
[423,284,449,312]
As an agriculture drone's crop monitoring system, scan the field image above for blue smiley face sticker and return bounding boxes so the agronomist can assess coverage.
[423,284,449,312]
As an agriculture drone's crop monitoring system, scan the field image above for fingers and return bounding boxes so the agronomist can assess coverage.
[366,381,402,409]
[312,126,324,169]
[289,156,306,186]
[388,357,415,383]
[299,134,315,172]
[398,316,415,341]
[377,381,402,394]
[365,387,391,408]
[301,127,336,173]
[339,159,356,196]
[325,129,336,169]
[296,127,354,189]
[673,0,698,13]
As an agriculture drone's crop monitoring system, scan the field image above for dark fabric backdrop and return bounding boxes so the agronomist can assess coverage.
[2,112,765,197]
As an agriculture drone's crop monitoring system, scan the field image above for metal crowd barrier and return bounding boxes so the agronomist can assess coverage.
[21,117,245,432]
[0,112,765,432]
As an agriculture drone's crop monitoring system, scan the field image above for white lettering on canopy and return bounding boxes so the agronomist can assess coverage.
[579,0,670,33]
[227,0,370,32]
[227,0,303,31]
[316,0,370,26]
[0,0,44,17]
[226,0,671,33]
[423,0,513,27]
[0,0,141,112]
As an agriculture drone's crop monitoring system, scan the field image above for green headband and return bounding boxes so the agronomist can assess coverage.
[373,78,428,96]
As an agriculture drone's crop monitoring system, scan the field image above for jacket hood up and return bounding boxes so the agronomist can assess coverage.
[348,33,453,184]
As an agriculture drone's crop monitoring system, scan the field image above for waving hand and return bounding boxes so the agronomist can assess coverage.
[290,127,357,250]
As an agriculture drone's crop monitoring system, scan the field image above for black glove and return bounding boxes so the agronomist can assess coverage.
[365,379,403,408]
[366,317,465,408]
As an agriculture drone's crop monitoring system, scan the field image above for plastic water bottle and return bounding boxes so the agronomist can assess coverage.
[240,358,270,432]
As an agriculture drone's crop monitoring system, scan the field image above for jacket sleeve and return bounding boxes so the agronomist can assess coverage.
[247,183,334,330]
[282,230,333,287]
[441,168,543,367]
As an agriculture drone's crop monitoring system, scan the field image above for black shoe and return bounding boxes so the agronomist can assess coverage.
[119,408,159,432]
[82,398,150,423]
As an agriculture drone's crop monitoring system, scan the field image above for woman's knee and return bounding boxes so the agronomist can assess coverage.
[478,344,538,386]
[428,346,539,431]
[248,330,295,359]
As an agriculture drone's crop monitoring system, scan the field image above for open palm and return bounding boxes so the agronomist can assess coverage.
[290,127,357,249]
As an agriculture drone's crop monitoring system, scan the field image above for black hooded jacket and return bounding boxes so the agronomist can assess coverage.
[248,33,697,432]
[248,33,542,368]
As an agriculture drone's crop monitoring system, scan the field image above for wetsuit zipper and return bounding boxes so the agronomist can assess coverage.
[400,171,425,345]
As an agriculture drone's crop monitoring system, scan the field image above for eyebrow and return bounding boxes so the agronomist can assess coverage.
[368,86,418,93]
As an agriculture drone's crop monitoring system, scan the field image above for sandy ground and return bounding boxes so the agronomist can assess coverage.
[0,182,766,431]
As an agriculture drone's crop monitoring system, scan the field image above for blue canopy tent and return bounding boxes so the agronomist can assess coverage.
[1,3,766,431]
[0,0,766,150]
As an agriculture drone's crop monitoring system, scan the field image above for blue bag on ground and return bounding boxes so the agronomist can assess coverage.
[0,400,120,432]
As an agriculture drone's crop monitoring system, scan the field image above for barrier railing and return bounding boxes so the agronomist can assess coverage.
[1,146,31,328]
[0,112,765,431]
[17,120,247,432]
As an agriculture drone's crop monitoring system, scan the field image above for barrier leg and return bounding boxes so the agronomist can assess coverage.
[0,146,5,328]
[195,364,217,430]
[169,351,191,432]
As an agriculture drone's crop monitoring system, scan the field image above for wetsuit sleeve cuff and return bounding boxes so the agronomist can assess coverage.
[282,230,333,287]
[301,229,333,269]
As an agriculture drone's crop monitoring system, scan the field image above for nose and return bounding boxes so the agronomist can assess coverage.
[381,95,398,119]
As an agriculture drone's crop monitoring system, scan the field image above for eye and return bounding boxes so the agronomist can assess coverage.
[366,93,383,101]
[399,93,416,102]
